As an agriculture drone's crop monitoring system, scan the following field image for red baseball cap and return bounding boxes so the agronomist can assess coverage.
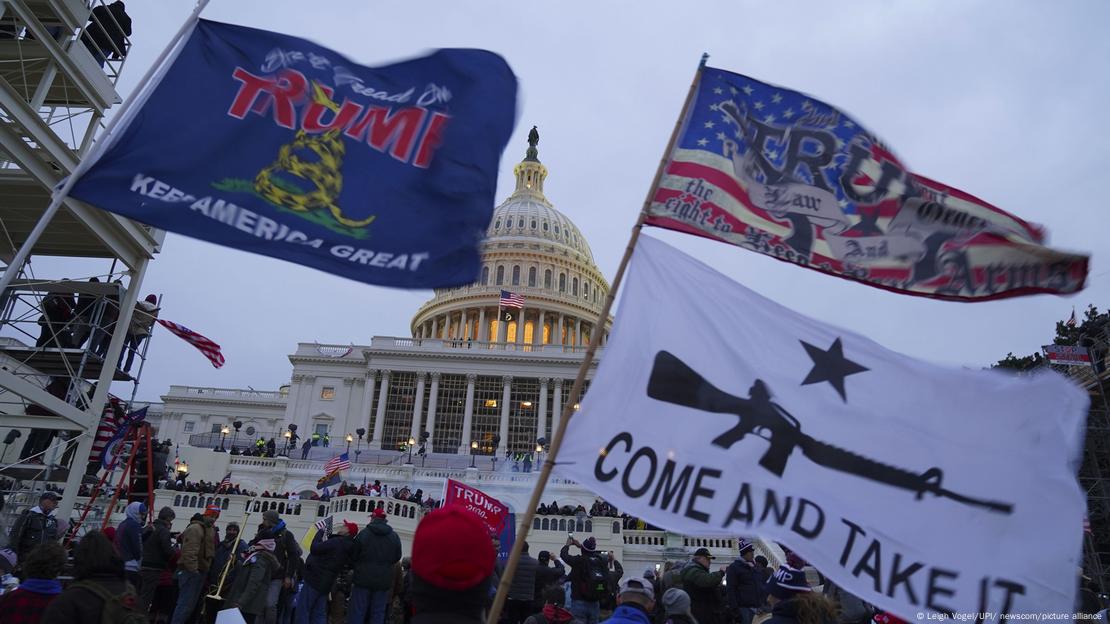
[371,507,387,520]
[411,507,494,591]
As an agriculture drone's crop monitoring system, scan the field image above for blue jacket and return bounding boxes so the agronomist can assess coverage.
[602,603,653,624]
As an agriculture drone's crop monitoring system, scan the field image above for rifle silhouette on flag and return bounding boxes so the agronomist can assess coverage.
[646,350,1013,514]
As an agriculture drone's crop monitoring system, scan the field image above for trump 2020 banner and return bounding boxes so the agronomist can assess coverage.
[70,19,517,288]
[555,235,1089,618]
[645,66,1088,301]
[444,478,508,535]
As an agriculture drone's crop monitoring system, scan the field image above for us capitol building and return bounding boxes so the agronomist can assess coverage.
[137,134,782,572]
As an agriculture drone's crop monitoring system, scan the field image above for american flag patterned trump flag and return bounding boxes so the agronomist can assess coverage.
[644,65,1088,301]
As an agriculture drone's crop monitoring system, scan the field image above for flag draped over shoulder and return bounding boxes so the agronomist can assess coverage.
[69,19,517,289]
[645,66,1088,301]
[555,235,1089,617]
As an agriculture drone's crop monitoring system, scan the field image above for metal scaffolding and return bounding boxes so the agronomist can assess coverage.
[0,0,159,528]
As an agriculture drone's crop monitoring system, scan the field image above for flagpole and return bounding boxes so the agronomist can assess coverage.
[486,53,709,624]
[0,0,210,295]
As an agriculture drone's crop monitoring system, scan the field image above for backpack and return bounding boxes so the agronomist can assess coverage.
[72,580,147,624]
[576,554,609,601]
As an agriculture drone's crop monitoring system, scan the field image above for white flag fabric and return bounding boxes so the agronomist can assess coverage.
[555,235,1089,618]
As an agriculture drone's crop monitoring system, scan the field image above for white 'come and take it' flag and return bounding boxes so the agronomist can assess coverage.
[556,235,1088,618]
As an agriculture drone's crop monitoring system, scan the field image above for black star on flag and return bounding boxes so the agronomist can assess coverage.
[800,337,868,402]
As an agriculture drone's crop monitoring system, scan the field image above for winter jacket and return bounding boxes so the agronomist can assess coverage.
[179,517,216,574]
[764,597,837,624]
[725,558,763,608]
[523,604,582,624]
[352,519,402,590]
[141,517,175,569]
[508,552,539,601]
[559,544,613,603]
[534,560,566,605]
[115,502,145,572]
[0,579,62,623]
[129,300,159,336]
[9,506,59,559]
[680,560,724,624]
[210,535,248,587]
[228,549,279,616]
[265,521,303,581]
[602,602,653,624]
[304,533,356,593]
[40,573,130,624]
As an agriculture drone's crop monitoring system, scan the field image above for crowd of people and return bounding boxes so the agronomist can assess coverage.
[536,499,660,532]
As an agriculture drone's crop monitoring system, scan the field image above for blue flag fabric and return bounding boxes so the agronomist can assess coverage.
[70,19,517,288]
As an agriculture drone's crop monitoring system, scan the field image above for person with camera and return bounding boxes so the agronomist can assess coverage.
[559,535,622,624]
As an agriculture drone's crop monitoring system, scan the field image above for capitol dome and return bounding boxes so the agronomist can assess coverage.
[412,128,611,347]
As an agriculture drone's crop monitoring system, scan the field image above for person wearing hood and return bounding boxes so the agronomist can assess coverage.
[115,501,146,589]
[41,531,132,624]
[210,521,248,602]
[138,506,176,614]
[507,540,540,623]
[228,537,281,624]
[350,507,403,624]
[255,509,303,624]
[297,520,358,624]
[8,491,60,562]
[762,565,837,624]
[660,588,697,624]
[524,585,583,624]
[172,505,219,624]
[0,542,67,621]
[601,577,655,624]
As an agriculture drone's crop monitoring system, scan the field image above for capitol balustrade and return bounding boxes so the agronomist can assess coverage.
[168,386,287,401]
[368,336,591,354]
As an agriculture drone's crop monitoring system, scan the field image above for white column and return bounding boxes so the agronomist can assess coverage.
[460,310,468,340]
[426,372,440,452]
[552,378,564,435]
[535,310,545,347]
[575,317,582,346]
[516,308,525,345]
[370,370,390,449]
[430,316,439,339]
[459,374,476,453]
[558,313,565,345]
[498,375,512,455]
[361,370,378,434]
[537,378,549,441]
[478,308,487,341]
[282,374,303,430]
[410,372,426,443]
[496,308,507,343]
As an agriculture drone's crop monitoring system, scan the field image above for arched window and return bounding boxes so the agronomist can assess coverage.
[496,266,504,285]
[481,266,489,285]
[543,221,549,231]
[554,225,560,235]
[174,495,181,506]
[528,267,537,287]
[544,269,552,289]
[584,281,590,298]
[495,219,501,229]
[518,218,525,228]
[512,265,520,286]
[559,273,566,292]
[531,219,537,229]
[572,277,578,296]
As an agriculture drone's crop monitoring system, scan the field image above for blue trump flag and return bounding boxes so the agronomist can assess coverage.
[70,19,517,288]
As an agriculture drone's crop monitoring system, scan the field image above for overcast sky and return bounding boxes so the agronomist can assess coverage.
[89,1,1109,401]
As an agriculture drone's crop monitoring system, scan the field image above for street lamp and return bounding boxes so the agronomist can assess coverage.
[283,430,292,456]
[355,428,365,463]
[346,433,353,454]
[406,436,416,464]
[470,440,478,468]
[230,421,242,453]
[218,426,230,452]
[177,461,189,481]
